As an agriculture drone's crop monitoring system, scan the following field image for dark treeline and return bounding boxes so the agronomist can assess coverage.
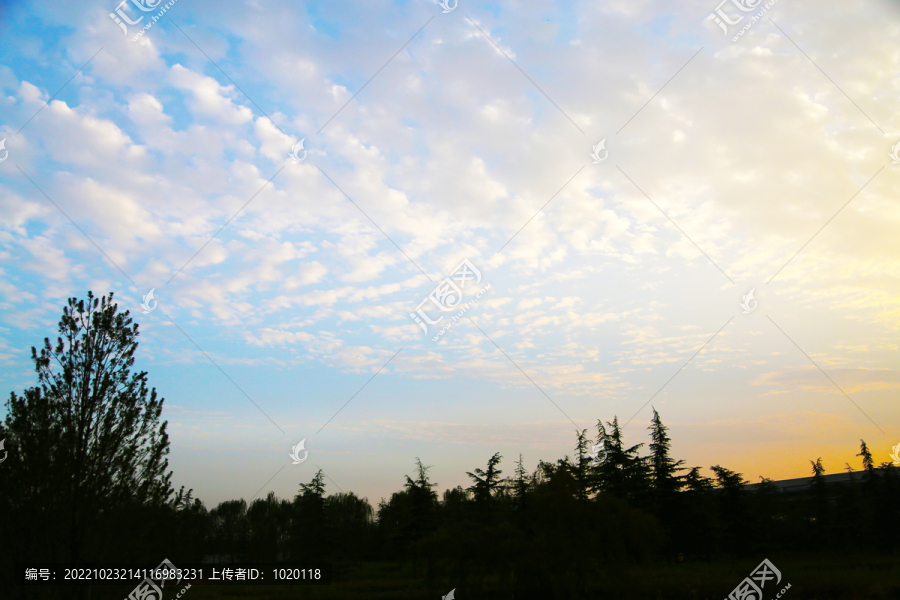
[197,427,899,588]
[1,292,899,599]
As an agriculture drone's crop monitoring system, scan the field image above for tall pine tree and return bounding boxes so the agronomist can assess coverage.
[648,407,685,495]
[0,292,172,569]
[595,417,649,504]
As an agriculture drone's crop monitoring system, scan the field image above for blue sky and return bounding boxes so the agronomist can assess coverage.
[0,0,898,507]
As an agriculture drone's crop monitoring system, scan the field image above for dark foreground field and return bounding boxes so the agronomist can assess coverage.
[35,554,900,600]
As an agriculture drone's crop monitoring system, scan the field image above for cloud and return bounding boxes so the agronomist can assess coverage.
[169,64,254,125]
[3,0,899,505]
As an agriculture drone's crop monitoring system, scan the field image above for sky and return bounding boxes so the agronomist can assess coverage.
[0,0,898,509]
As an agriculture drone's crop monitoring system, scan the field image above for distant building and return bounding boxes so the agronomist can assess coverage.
[744,465,899,494]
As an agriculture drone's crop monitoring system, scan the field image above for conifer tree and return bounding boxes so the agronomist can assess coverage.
[292,470,328,559]
[403,458,438,576]
[710,465,750,554]
[512,453,530,510]
[857,439,876,483]
[1,291,171,566]
[595,417,648,503]
[571,429,592,500]
[808,457,829,541]
[645,408,685,557]
[810,457,825,478]
[647,407,685,495]
[467,452,504,503]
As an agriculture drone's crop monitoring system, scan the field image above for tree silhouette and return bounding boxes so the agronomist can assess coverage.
[648,408,685,494]
[169,486,209,563]
[510,453,531,512]
[857,439,876,484]
[292,470,328,560]
[673,466,712,559]
[594,417,648,504]
[210,499,249,563]
[326,491,374,562]
[710,465,750,555]
[647,408,686,558]
[246,491,288,562]
[466,452,503,504]
[375,458,438,576]
[807,458,830,546]
[571,430,592,500]
[0,292,172,574]
[875,462,900,552]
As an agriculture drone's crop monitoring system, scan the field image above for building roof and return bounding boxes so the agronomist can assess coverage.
[743,465,899,493]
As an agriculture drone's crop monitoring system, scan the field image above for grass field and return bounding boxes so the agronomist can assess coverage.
[73,553,899,600]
